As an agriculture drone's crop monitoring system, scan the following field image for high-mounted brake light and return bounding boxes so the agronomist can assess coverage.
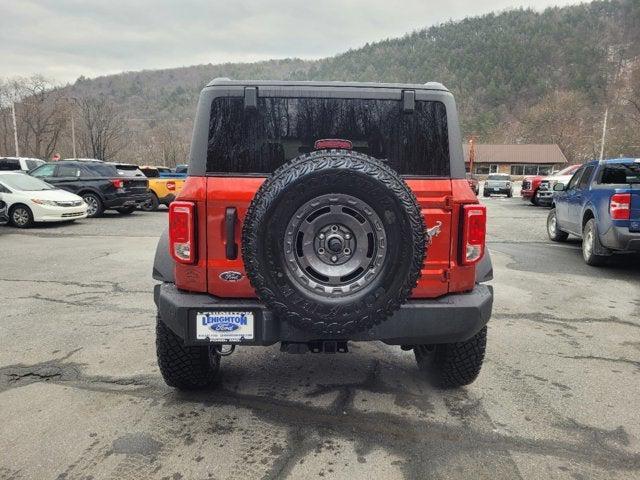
[610,193,630,220]
[166,181,176,191]
[314,139,352,150]
[461,204,486,265]
[169,201,196,264]
[110,178,124,189]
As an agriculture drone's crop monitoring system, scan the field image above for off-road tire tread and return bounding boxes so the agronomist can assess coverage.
[435,326,487,387]
[242,149,426,335]
[156,315,220,390]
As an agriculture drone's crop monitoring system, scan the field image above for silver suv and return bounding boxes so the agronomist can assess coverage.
[483,173,513,197]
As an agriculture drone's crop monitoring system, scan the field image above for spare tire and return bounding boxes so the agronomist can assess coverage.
[242,150,426,335]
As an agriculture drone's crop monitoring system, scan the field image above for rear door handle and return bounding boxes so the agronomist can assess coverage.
[225,207,238,260]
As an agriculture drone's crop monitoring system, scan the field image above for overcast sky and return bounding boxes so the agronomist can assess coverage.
[1,0,583,84]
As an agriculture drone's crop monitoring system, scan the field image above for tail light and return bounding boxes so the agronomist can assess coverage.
[110,178,124,189]
[314,139,352,150]
[169,201,196,264]
[166,181,176,191]
[461,204,487,265]
[610,193,630,220]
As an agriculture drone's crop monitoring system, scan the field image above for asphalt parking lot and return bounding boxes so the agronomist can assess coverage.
[1,192,639,480]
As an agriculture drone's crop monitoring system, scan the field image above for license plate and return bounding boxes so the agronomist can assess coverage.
[196,311,254,341]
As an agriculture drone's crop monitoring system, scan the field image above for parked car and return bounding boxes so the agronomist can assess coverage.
[138,166,185,211]
[547,158,640,265]
[466,173,480,195]
[483,173,512,197]
[536,164,583,207]
[0,156,45,173]
[152,79,493,391]
[0,172,87,228]
[29,160,149,217]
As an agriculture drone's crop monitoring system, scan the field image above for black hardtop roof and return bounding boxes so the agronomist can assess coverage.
[205,78,449,92]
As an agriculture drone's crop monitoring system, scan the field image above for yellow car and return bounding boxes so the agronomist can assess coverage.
[139,166,185,211]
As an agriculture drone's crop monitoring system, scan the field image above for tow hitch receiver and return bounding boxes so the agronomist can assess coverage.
[281,341,349,354]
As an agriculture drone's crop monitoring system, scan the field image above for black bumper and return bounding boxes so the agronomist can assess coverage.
[158,193,176,206]
[154,283,493,346]
[104,192,151,209]
[601,225,640,252]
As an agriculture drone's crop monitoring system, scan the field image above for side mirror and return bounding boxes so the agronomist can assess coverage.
[553,183,565,192]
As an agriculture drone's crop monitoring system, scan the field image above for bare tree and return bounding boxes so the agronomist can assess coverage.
[77,96,128,161]
[12,76,68,159]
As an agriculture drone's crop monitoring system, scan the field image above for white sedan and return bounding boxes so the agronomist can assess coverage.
[0,172,87,228]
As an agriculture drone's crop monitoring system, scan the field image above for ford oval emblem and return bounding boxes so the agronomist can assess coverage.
[212,323,240,331]
[220,271,243,282]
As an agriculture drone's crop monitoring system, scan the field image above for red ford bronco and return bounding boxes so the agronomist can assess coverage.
[153,79,493,390]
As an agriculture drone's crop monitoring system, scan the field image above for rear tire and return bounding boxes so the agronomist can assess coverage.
[140,193,159,212]
[582,219,608,266]
[116,206,135,215]
[9,205,34,228]
[547,209,568,242]
[156,314,221,390]
[414,326,487,388]
[532,191,540,206]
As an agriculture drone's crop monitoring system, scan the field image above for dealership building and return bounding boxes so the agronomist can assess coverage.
[463,144,568,177]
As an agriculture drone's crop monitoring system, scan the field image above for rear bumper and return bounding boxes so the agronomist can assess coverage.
[154,283,493,346]
[158,193,176,206]
[104,192,151,209]
[601,225,640,252]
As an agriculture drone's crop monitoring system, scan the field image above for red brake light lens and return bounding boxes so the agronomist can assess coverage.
[314,139,353,150]
[610,193,630,220]
[461,204,486,265]
[169,201,195,264]
[166,181,176,191]
[111,178,124,189]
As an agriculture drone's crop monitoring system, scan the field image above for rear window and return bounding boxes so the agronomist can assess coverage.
[206,97,449,176]
[113,165,145,177]
[81,163,118,177]
[487,175,509,180]
[140,167,160,178]
[600,163,640,184]
[0,158,21,171]
[25,159,43,171]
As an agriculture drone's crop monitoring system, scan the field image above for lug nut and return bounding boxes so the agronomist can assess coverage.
[319,233,325,239]
[331,225,338,231]
[345,233,351,239]
[318,248,325,254]
[331,255,338,262]
[344,248,351,254]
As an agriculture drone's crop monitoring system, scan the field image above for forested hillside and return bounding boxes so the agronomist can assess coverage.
[2,0,639,165]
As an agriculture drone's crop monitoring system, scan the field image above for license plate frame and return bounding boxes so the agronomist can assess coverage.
[195,311,255,342]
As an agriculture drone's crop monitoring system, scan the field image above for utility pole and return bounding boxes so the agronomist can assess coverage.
[468,136,477,173]
[11,102,19,157]
[70,114,77,158]
[599,106,608,161]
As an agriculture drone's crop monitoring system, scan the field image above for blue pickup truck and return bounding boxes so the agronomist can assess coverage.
[547,158,640,265]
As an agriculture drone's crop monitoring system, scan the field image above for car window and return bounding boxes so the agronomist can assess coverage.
[140,168,160,178]
[565,167,584,190]
[0,158,21,171]
[81,163,118,177]
[56,165,80,177]
[487,175,508,181]
[577,165,595,189]
[0,173,54,191]
[30,164,56,178]
[25,160,43,171]
[206,96,450,176]
[600,163,640,184]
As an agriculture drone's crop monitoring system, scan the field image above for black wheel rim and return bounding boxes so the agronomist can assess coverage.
[12,208,29,226]
[283,193,387,297]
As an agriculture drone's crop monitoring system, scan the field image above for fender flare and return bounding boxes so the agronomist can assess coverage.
[152,227,175,282]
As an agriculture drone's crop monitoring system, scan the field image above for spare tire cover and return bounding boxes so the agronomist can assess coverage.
[242,150,426,335]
